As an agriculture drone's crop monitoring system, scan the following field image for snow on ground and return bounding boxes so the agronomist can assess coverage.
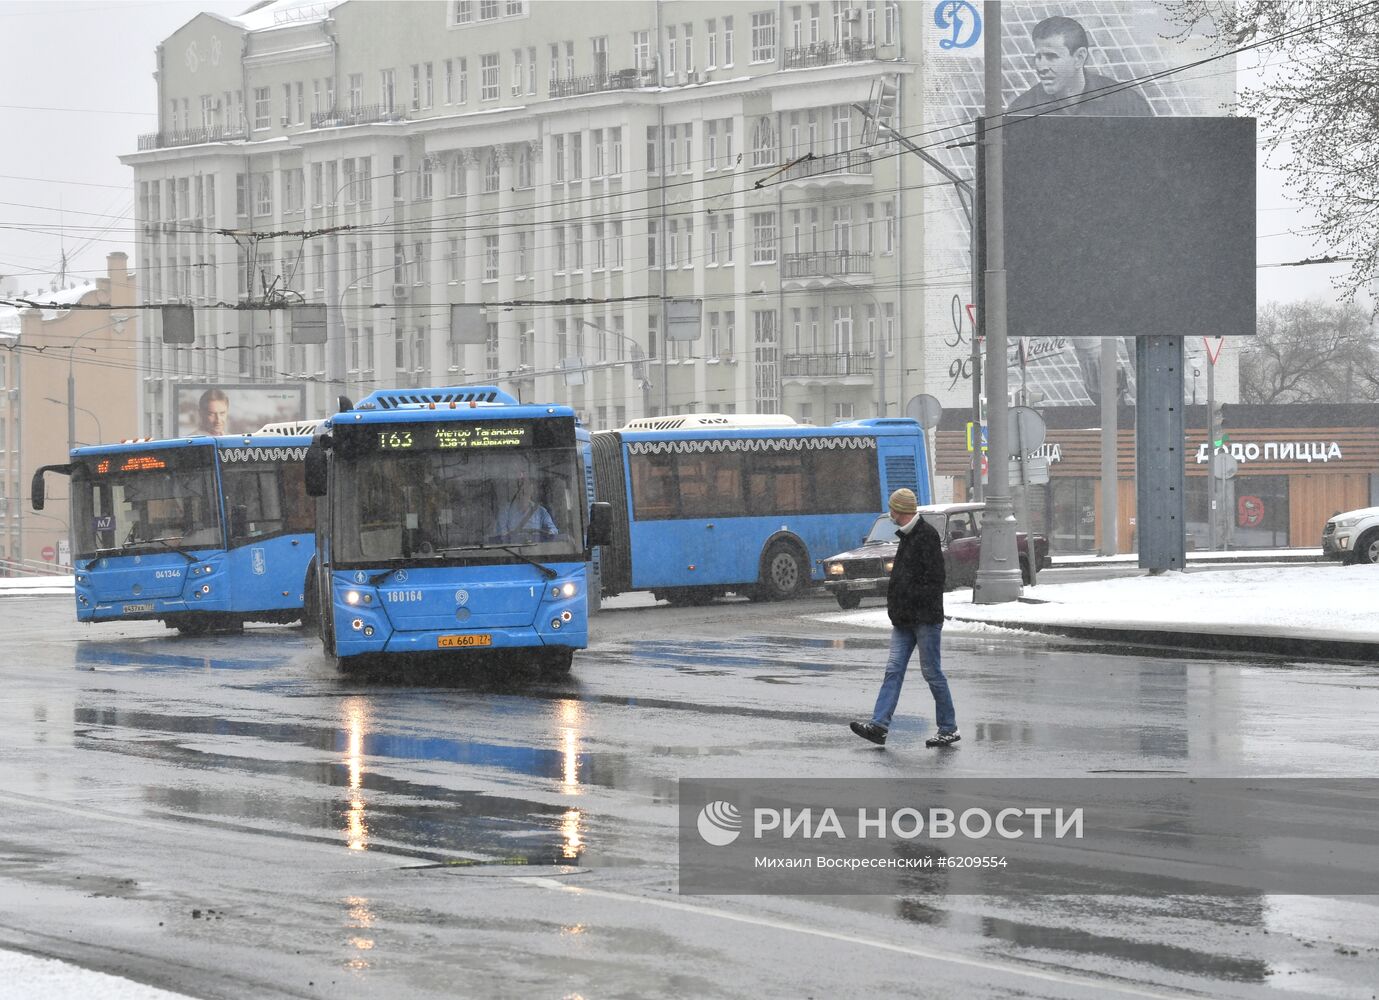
[0,950,196,1000]
[0,575,72,596]
[815,564,1379,643]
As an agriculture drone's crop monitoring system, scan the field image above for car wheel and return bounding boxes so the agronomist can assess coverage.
[758,541,807,601]
[1357,529,1379,565]
[835,592,862,610]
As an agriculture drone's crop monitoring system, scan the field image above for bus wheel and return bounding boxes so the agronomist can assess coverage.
[539,648,575,675]
[835,592,862,610]
[759,542,806,601]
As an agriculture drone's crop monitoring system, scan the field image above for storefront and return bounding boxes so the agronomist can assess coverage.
[935,404,1379,553]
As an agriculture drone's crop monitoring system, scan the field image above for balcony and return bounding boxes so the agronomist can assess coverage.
[550,68,641,99]
[783,38,877,70]
[782,352,874,383]
[310,104,407,129]
[136,124,248,151]
[782,251,873,286]
[778,150,873,190]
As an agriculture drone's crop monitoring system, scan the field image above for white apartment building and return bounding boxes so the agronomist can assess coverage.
[122,0,923,433]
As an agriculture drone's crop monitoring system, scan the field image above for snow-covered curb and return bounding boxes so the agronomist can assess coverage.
[0,949,197,1000]
[813,564,1379,645]
[0,575,73,597]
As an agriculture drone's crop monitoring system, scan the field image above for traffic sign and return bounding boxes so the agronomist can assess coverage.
[1203,336,1225,365]
[906,394,943,430]
[1211,452,1238,480]
[41,545,56,563]
[1006,405,1046,458]
[965,422,988,453]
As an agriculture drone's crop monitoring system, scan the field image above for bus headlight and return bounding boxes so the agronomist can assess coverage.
[344,590,362,605]
[560,582,577,598]
[826,562,844,577]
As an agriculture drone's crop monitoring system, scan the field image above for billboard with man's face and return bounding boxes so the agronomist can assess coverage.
[174,383,306,437]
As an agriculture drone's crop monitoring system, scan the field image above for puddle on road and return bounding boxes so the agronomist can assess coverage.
[605,635,882,678]
[73,638,293,673]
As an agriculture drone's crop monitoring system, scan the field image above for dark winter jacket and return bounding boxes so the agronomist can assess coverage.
[886,516,946,627]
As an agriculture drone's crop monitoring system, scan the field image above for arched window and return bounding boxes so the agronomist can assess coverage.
[517,146,533,188]
[751,116,775,167]
[483,149,501,192]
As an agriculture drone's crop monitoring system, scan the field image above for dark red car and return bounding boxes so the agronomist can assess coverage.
[821,502,1051,609]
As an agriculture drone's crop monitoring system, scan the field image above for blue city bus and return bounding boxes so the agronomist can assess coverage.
[303,386,611,674]
[31,422,320,634]
[589,414,929,605]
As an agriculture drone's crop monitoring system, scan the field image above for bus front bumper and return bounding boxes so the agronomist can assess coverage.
[336,624,588,658]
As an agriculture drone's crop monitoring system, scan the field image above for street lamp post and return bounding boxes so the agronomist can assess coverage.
[578,319,652,419]
[63,314,128,455]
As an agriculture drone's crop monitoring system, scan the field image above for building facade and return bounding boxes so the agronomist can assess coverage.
[0,254,140,572]
[123,0,927,437]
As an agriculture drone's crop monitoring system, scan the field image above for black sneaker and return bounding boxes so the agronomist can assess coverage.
[925,730,961,748]
[850,721,887,746]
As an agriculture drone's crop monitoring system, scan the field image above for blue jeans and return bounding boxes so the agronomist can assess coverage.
[871,624,956,733]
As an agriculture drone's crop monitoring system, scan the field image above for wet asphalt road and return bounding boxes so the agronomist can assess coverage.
[1,591,1377,1000]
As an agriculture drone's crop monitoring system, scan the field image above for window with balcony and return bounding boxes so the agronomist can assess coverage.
[348,73,362,112]
[380,69,396,112]
[592,35,608,79]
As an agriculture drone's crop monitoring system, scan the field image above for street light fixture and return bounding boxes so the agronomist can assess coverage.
[44,397,102,445]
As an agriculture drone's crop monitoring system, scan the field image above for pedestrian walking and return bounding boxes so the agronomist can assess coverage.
[850,488,960,748]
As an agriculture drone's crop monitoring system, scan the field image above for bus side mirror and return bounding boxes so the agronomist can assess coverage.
[304,442,328,497]
[30,464,71,512]
[587,501,613,547]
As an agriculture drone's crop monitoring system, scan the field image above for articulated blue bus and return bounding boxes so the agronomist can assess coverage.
[303,386,611,673]
[32,422,320,634]
[590,415,929,605]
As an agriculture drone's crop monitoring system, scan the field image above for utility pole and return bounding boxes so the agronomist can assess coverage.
[973,1,1022,604]
[1099,337,1118,555]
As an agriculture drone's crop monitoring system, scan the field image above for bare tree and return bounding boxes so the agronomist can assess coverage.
[1239,300,1379,403]
[1166,1,1379,302]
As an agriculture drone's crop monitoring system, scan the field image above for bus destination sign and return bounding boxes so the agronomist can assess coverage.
[375,424,533,451]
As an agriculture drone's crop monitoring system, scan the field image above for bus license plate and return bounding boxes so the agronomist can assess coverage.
[123,603,155,614]
[437,634,492,648]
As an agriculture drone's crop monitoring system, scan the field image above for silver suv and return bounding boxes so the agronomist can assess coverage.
[1321,506,1379,565]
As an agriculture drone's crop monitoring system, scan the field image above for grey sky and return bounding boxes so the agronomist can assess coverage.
[0,0,1363,307]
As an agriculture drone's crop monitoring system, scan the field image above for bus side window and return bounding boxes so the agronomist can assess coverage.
[630,453,677,520]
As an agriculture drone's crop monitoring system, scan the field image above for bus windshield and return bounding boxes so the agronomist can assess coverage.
[333,446,584,565]
[71,447,221,558]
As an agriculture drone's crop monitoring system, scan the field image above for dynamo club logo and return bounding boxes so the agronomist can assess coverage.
[934,0,981,50]
[697,800,743,847]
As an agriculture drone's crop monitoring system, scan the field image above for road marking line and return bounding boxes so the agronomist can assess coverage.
[513,876,1201,999]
